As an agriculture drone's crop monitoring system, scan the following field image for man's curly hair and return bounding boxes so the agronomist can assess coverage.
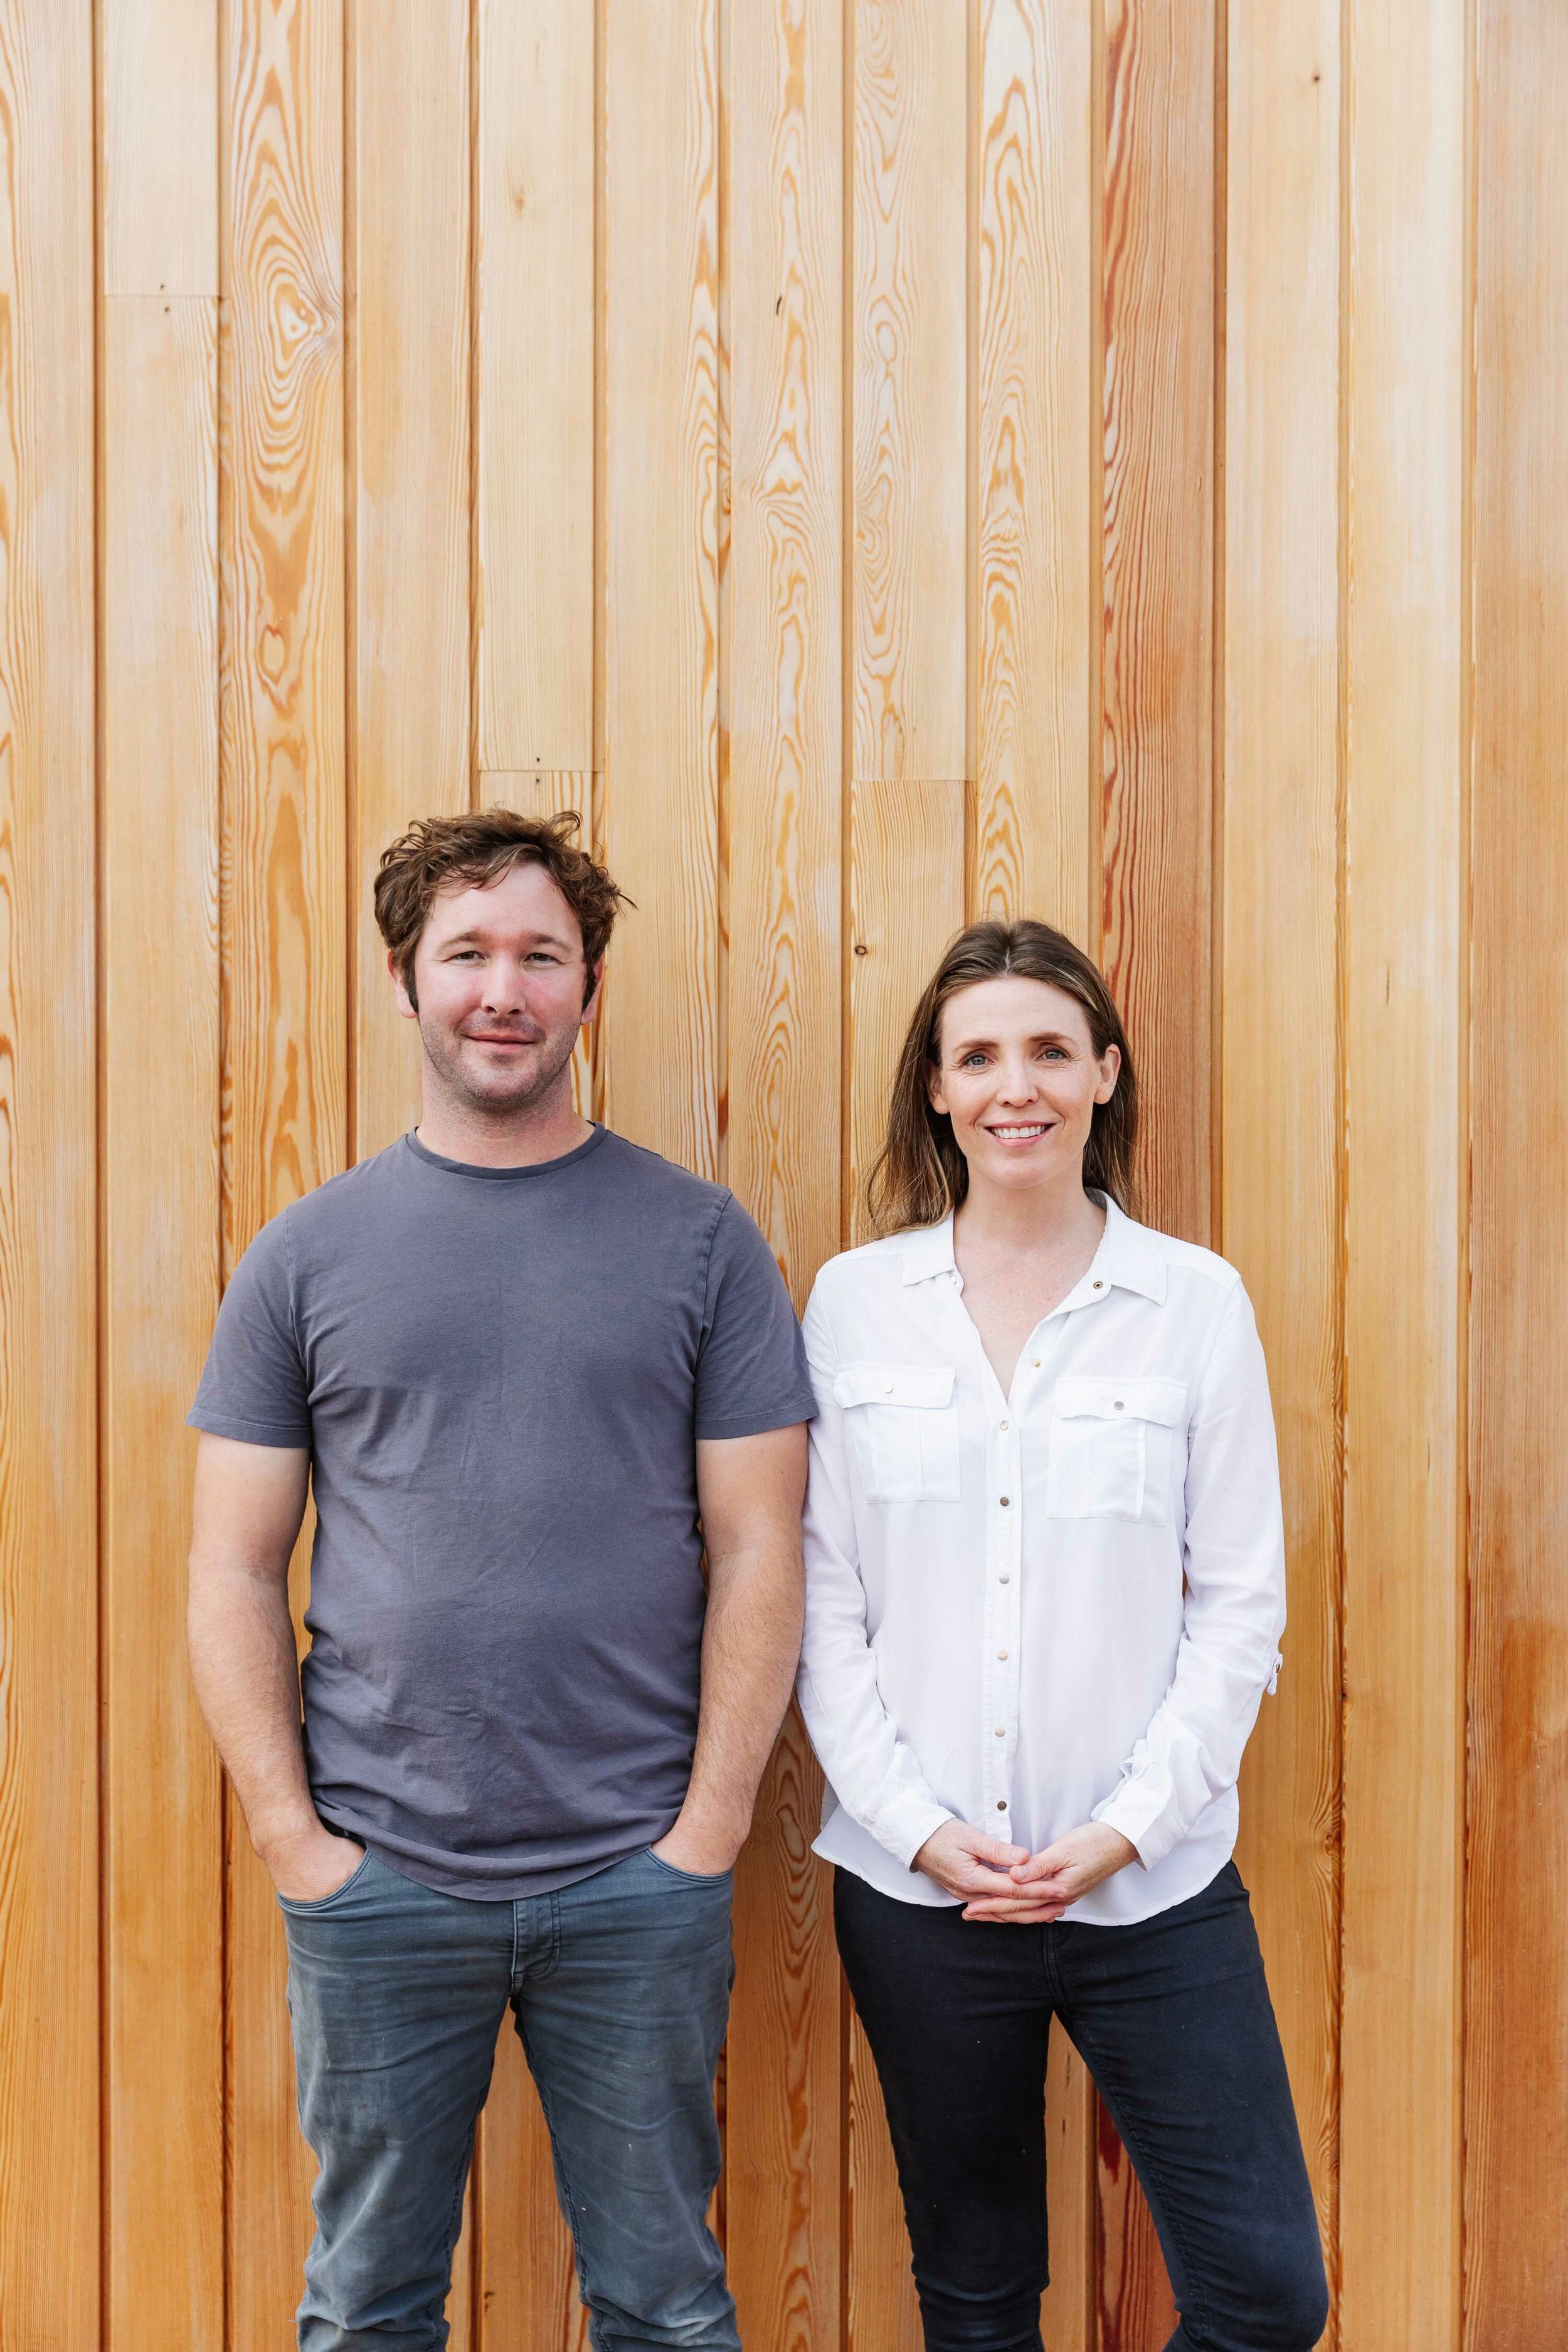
[373,807,630,1010]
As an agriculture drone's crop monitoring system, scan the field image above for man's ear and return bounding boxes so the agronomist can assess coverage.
[389,948,418,1021]
[581,959,605,1021]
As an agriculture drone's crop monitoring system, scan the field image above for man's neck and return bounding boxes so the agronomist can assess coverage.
[414,1081,594,1170]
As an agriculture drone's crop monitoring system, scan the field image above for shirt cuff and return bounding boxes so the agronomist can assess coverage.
[872,1790,956,1872]
[1089,1779,1182,1872]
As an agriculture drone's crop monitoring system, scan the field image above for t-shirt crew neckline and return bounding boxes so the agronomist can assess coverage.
[403,1122,609,1183]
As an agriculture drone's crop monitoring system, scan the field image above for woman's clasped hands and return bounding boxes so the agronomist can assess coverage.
[914,1818,1139,1923]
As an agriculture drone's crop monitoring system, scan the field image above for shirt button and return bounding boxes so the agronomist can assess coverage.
[1114,1399,1125,1411]
[997,1649,1008,1661]
[996,1799,1008,1811]
[1093,1280,1103,1290]
[1032,1357,1041,1369]
[883,1381,894,1394]
[1000,1419,1009,1431]
[993,1726,1005,1738]
[999,1573,1010,1584]
[1000,1495,1010,1507]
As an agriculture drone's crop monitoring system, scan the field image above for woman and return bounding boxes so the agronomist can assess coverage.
[798,921,1328,2352]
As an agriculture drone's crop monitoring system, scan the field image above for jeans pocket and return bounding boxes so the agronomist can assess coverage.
[275,1846,375,1914]
[643,1846,734,1887]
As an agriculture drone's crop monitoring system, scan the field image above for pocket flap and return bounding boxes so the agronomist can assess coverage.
[1052,1374,1187,1426]
[833,1362,956,1411]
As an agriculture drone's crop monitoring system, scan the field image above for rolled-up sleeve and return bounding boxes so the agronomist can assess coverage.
[795,1283,955,1870]
[1090,1278,1286,1870]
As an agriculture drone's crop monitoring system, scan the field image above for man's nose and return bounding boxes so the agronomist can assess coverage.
[480,961,531,1012]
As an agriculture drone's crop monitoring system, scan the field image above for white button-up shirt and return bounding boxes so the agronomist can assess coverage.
[797,1197,1286,1924]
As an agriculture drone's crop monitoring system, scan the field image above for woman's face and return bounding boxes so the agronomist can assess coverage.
[928,975,1120,1201]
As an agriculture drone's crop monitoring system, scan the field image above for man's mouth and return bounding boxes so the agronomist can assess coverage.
[463,1030,543,1048]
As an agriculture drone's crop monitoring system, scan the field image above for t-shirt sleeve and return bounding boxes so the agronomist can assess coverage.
[694,1197,817,1440]
[188,1212,311,1447]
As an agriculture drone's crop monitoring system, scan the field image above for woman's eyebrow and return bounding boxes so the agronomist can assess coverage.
[947,1029,1078,1054]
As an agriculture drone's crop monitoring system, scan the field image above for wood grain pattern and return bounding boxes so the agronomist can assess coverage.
[847,2007,922,2352]
[851,0,967,783]
[1095,4,1216,2337]
[600,0,720,1176]
[349,0,470,1165]
[1464,6,1568,2344]
[1466,4,1568,2333]
[1222,0,1342,2323]
[475,0,595,771]
[477,2022,589,2352]
[1041,2034,1098,2352]
[1098,0,1214,1256]
[723,12,843,2344]
[0,9,100,2344]
[973,0,1092,936]
[102,292,224,2352]
[220,4,347,2343]
[1338,1,1466,2343]
[847,780,966,1242]
[103,0,219,294]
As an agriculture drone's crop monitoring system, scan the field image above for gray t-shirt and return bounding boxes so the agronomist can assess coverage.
[190,1126,815,1899]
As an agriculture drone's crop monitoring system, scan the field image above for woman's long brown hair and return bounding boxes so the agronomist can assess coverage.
[864,919,1138,1236]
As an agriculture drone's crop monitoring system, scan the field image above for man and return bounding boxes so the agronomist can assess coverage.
[188,808,813,2352]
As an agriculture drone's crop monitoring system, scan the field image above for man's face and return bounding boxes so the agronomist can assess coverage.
[394,862,599,1119]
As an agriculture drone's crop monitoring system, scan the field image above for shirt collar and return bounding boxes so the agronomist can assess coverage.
[898,1195,1167,1306]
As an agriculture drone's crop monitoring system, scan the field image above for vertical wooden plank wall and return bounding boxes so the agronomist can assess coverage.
[1465,4,1568,2344]
[100,6,221,2349]
[1223,0,1343,2319]
[6,3,1568,2344]
[0,9,99,2350]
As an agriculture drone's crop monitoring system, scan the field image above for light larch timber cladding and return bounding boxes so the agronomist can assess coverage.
[1338,2,1466,2345]
[477,2023,589,2352]
[1098,0,1214,1259]
[0,9,100,2344]
[973,0,1093,940]
[221,4,347,2344]
[1094,5,1216,2336]
[1465,6,1568,2344]
[1040,2036,1098,2352]
[103,0,219,294]
[475,0,595,771]
[846,2009,922,2352]
[723,9,843,2345]
[1222,0,1342,2318]
[102,292,225,2352]
[851,0,968,783]
[600,0,721,1177]
[349,0,470,1166]
[842,778,964,2352]
[847,780,967,1242]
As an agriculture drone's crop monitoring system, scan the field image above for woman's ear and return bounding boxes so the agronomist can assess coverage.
[927,1059,949,1119]
[1094,1041,1121,1105]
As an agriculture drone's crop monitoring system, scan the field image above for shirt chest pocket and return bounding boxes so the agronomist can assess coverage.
[1046,1375,1187,1525]
[832,1363,961,1504]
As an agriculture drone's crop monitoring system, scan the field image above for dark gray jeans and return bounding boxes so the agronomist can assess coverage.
[280,1843,738,2351]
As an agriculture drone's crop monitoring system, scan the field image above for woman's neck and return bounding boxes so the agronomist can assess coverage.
[954,1166,1104,1259]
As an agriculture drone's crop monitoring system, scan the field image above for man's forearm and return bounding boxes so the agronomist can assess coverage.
[188,1559,319,1865]
[674,1540,804,1860]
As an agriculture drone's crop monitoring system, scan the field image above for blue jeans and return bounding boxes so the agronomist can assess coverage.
[835,1861,1329,2352]
[280,1845,738,2351]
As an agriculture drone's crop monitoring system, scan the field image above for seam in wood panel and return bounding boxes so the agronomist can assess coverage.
[215,0,235,2339]
[92,0,109,2334]
[593,0,607,784]
[715,0,729,1192]
[1331,0,1352,2331]
[839,0,856,1263]
[344,0,359,1161]
[1456,0,1478,2327]
[1209,0,1226,1261]
[1088,0,1106,972]
[467,0,480,813]
[963,0,978,919]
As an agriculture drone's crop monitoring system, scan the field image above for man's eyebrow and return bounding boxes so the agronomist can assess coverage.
[433,926,578,953]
